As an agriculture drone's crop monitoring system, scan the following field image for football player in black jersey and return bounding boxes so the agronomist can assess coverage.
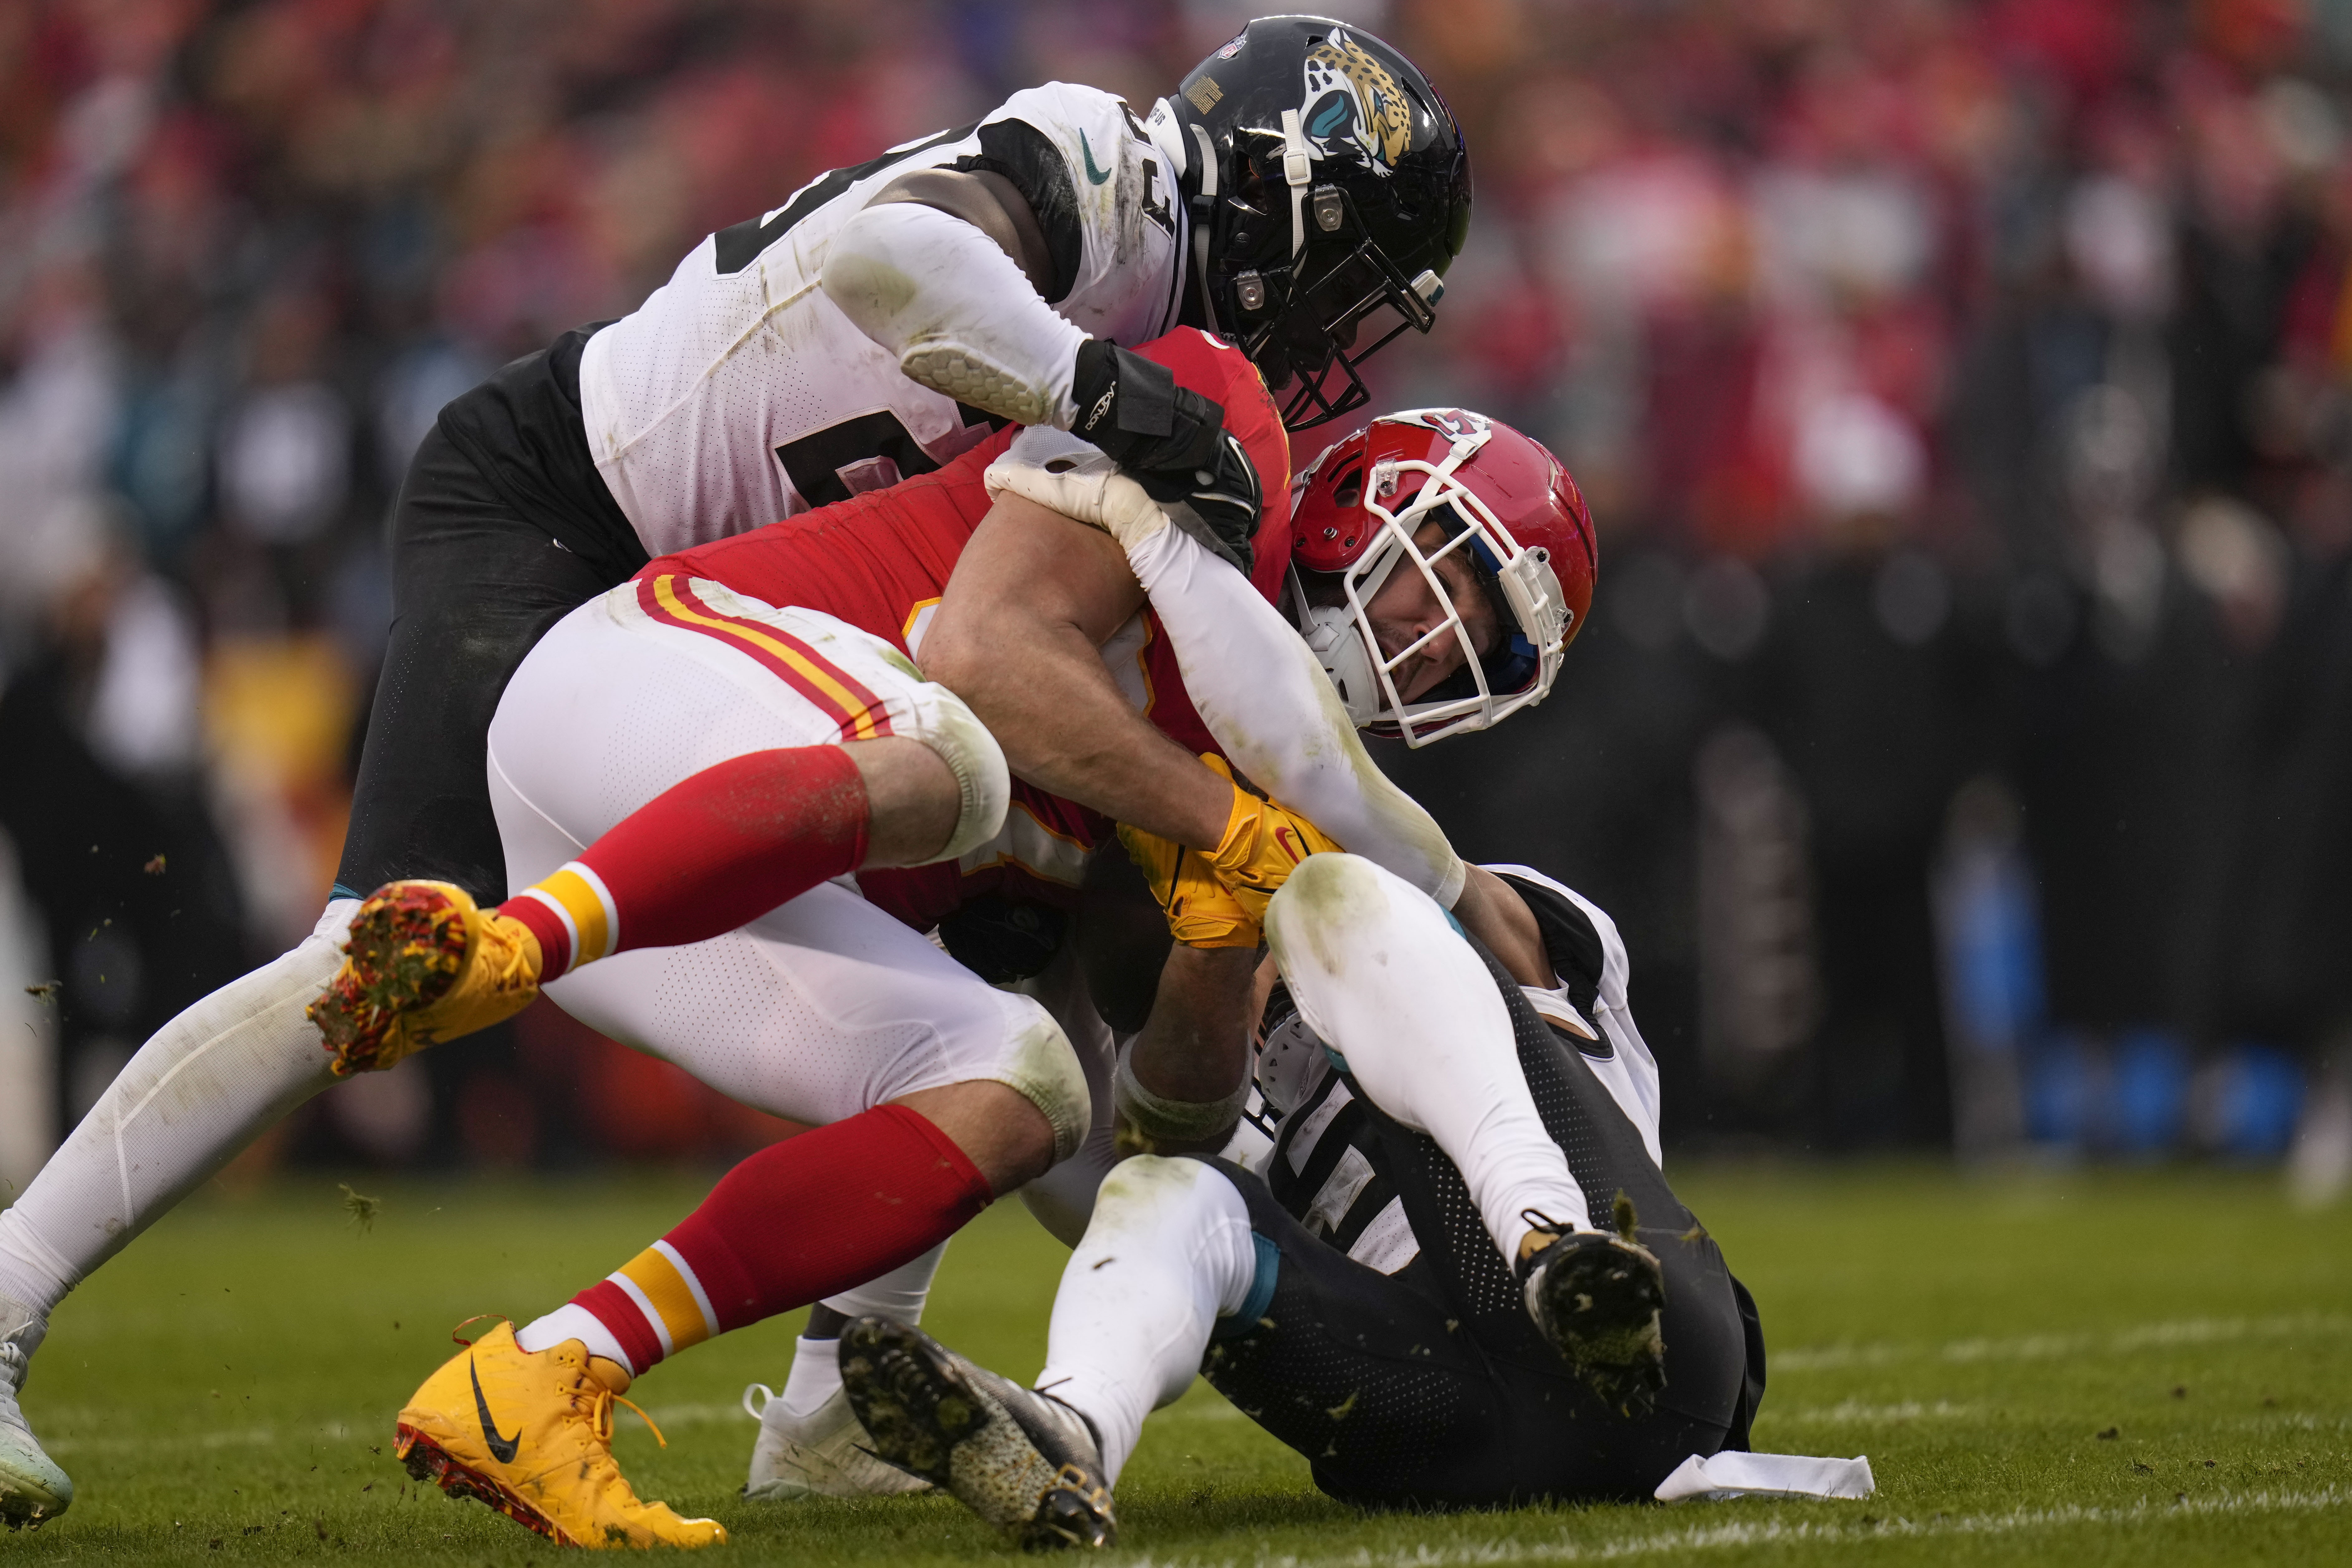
[0,19,1473,1527]
[838,850,1765,1548]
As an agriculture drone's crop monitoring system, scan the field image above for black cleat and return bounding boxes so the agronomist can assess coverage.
[1517,1213,1669,1418]
[838,1317,1115,1551]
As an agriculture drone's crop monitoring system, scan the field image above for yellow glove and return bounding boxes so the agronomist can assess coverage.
[1117,822,1263,948]
[1199,754,1342,920]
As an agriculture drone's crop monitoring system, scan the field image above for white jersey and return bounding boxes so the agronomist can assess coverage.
[578,82,1186,558]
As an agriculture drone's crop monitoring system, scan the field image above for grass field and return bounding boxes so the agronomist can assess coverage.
[3,1163,2346,1565]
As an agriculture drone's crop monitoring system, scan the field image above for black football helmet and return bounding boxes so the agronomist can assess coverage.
[1147,16,1473,430]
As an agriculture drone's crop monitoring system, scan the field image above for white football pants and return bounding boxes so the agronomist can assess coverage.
[489,581,1089,1156]
[1033,1155,1259,1485]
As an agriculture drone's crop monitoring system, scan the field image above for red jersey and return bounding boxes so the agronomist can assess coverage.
[641,328,1292,931]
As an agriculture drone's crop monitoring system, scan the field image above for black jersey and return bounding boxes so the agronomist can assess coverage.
[1241,867,1662,1275]
[1199,881,1763,1508]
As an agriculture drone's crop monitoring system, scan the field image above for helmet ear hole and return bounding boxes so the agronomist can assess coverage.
[1334,464,1364,509]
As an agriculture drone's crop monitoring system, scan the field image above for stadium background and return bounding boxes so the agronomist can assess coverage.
[0,0,2347,1193]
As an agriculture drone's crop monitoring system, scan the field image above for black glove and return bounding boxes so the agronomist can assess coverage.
[936,893,1066,985]
[1070,339,1262,575]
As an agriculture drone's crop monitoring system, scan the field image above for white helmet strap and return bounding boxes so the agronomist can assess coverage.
[1280,109,1314,260]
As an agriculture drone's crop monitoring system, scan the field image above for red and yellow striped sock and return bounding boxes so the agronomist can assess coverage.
[496,745,870,981]
[559,1106,991,1374]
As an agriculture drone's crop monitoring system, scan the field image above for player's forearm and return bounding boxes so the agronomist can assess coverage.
[1119,944,1257,1155]
[1123,522,1469,906]
[1452,864,1554,988]
[922,607,1230,849]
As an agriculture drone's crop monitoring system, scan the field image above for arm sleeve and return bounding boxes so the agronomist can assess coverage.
[820,199,1090,429]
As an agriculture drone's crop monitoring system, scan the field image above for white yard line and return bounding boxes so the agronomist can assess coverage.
[636,1400,754,1430]
[1765,1400,1975,1425]
[38,1404,744,1456]
[45,1427,287,1457]
[1772,1311,2352,1373]
[1122,1487,2350,1568]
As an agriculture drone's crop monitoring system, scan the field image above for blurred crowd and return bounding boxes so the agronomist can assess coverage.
[0,0,2346,1192]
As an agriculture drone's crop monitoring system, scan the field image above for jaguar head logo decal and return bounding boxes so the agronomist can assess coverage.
[1301,30,1413,171]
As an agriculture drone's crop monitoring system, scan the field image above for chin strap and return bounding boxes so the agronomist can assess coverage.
[1181,110,1222,335]
[1279,108,1314,260]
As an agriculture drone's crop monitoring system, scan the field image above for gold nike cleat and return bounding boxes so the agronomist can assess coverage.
[311,880,542,1075]
[395,1320,725,1550]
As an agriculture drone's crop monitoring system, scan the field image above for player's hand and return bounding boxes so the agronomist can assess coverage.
[1200,755,1341,919]
[1116,822,1262,948]
[1069,339,1260,574]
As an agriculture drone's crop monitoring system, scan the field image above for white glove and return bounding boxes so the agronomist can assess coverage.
[983,427,1172,550]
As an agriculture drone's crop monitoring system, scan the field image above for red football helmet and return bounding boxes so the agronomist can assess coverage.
[1286,408,1597,746]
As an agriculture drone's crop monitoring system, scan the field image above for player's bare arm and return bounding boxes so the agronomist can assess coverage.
[1120,946,1262,1156]
[920,491,1236,848]
[1453,864,1551,986]
[1076,839,1260,1154]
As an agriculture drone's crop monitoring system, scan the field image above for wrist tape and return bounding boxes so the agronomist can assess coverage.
[1113,1042,1251,1150]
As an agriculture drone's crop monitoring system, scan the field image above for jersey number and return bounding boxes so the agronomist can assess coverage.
[774,406,1006,509]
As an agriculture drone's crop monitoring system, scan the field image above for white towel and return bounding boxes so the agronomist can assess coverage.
[1654,1450,1875,1503]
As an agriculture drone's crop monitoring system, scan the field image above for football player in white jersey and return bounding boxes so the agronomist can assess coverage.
[0,17,1472,1528]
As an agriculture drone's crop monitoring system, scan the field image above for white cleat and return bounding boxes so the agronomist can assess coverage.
[837,1316,1115,1550]
[741,1380,935,1501]
[0,1298,70,1530]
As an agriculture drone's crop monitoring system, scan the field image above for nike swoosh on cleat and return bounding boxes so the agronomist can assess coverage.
[470,1359,522,1464]
[1079,131,1111,185]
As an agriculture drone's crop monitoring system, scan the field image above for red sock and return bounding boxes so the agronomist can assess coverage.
[566,1105,990,1372]
[497,745,869,978]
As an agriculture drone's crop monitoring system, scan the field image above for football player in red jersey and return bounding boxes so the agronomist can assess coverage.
[0,21,1474,1530]
[733,404,1606,1504]
[338,343,1595,1547]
